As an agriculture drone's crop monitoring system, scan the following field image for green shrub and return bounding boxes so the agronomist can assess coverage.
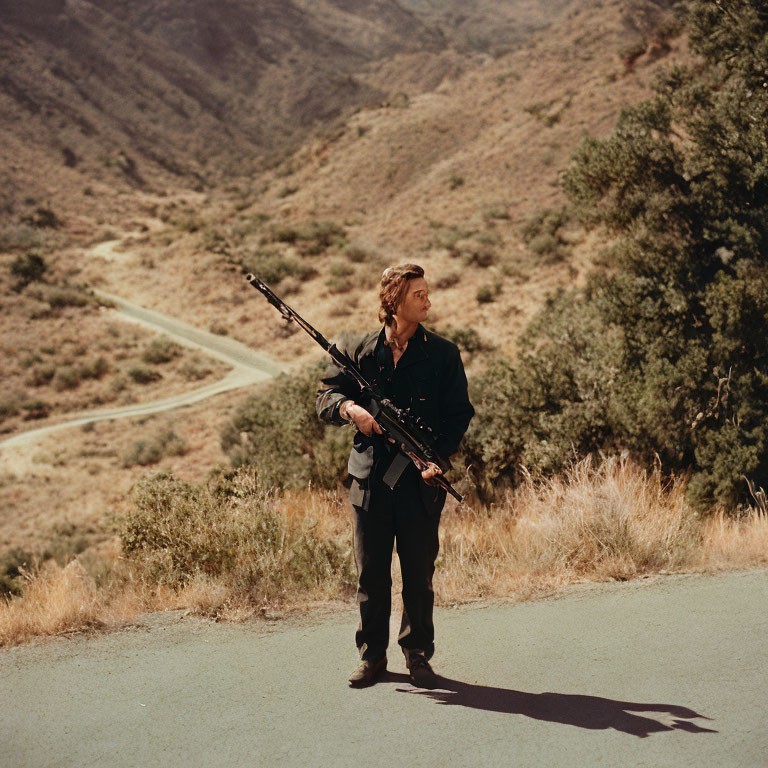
[119,471,354,591]
[0,548,34,598]
[465,2,768,511]
[241,250,316,285]
[21,206,62,229]
[142,337,182,364]
[521,207,571,263]
[122,427,188,467]
[52,366,81,391]
[436,325,485,354]
[127,365,161,384]
[221,363,352,490]
[10,252,46,289]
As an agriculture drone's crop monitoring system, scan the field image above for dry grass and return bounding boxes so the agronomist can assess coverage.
[437,457,768,602]
[2,457,767,647]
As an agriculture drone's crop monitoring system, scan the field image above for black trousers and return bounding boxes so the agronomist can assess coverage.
[352,467,442,662]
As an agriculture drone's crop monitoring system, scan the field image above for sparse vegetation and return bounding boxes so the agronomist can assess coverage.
[10,251,47,290]
[122,427,188,467]
[241,250,316,285]
[521,207,571,264]
[267,220,347,256]
[127,365,161,385]
[221,363,352,491]
[142,337,183,365]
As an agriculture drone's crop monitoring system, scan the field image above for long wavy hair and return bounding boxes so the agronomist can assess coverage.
[378,263,424,326]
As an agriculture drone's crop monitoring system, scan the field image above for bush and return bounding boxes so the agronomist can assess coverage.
[476,283,501,303]
[0,225,44,252]
[127,365,161,384]
[465,247,495,268]
[142,337,182,364]
[269,221,346,255]
[329,262,354,278]
[10,252,46,289]
[52,366,81,391]
[521,207,571,263]
[119,471,354,591]
[327,276,352,294]
[21,206,62,229]
[435,272,459,289]
[0,394,21,420]
[221,363,352,490]
[436,325,485,354]
[27,364,56,387]
[27,284,91,308]
[122,427,188,467]
[241,250,316,285]
[344,245,370,263]
[467,2,768,511]
[179,359,212,381]
[0,549,34,598]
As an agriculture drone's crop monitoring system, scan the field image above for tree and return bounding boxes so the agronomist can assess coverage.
[468,1,768,509]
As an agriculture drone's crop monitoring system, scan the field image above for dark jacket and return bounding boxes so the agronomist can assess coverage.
[316,324,474,513]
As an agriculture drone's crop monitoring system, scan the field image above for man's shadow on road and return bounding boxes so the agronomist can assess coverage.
[380,672,717,738]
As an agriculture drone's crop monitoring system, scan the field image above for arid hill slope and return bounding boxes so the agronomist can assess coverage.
[0,0,578,222]
[0,0,685,552]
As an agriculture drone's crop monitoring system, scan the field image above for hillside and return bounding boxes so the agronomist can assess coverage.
[0,0,579,224]
[0,0,686,554]
[64,0,687,369]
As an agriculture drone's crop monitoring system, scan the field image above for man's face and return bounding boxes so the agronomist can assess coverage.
[396,277,431,324]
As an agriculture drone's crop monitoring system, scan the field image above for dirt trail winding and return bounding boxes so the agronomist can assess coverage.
[0,290,283,450]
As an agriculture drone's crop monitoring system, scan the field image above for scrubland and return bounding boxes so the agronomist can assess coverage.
[2,457,766,647]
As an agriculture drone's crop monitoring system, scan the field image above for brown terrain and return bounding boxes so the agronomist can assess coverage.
[0,0,684,556]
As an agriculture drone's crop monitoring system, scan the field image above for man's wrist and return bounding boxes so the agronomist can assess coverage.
[339,399,354,422]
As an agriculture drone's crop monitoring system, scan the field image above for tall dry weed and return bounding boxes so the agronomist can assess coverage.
[2,458,766,646]
[0,560,103,645]
[437,456,766,602]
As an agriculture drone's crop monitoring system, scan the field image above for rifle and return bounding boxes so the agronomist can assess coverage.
[245,273,463,502]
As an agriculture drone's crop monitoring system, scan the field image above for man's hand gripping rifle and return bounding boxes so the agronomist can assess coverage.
[246,273,463,502]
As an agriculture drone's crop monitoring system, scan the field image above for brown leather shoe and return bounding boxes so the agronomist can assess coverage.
[348,657,387,687]
[406,652,437,688]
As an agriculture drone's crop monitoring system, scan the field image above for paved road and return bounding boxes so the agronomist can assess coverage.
[0,291,283,449]
[2,570,766,768]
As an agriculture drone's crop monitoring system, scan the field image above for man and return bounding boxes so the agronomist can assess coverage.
[316,263,474,688]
